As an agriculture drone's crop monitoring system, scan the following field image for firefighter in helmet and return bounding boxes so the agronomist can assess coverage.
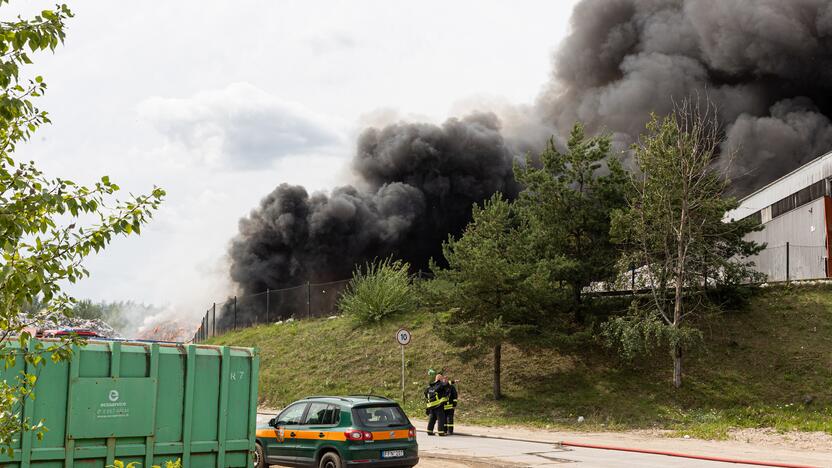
[424,371,449,436]
[442,375,458,435]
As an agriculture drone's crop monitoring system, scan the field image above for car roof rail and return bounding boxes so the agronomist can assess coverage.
[304,395,352,402]
[347,394,392,401]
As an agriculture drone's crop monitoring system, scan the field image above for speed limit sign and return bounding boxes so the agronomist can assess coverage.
[396,328,412,346]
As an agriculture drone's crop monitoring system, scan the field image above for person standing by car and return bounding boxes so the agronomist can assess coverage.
[424,372,449,436]
[443,376,458,435]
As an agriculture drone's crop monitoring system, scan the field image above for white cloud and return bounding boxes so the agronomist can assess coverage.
[8,0,578,326]
[138,83,344,169]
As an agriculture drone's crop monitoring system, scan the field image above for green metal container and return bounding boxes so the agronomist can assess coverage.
[0,340,260,468]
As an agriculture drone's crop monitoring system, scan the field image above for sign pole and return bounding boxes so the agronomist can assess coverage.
[395,328,411,405]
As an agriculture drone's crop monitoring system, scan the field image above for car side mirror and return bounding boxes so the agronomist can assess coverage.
[268,417,278,427]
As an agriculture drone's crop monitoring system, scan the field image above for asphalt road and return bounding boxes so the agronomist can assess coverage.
[416,432,775,467]
[256,413,786,467]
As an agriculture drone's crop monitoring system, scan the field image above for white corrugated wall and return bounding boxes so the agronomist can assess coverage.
[726,150,832,221]
[744,197,828,281]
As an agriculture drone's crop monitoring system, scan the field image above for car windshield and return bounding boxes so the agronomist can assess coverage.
[352,404,408,428]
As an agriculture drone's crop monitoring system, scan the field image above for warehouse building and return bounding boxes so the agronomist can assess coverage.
[727,151,832,281]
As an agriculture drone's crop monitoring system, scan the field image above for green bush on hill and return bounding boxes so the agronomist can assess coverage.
[338,257,415,324]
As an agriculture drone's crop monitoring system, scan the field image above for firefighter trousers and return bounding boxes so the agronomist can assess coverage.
[444,408,455,434]
[427,406,446,435]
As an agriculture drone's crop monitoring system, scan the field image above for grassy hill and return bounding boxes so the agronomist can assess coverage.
[208,284,832,438]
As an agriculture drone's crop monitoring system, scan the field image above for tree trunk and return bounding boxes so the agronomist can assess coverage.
[672,195,687,389]
[493,343,502,400]
[572,282,584,323]
[673,343,683,388]
[672,277,684,389]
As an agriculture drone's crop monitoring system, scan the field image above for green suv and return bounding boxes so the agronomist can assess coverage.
[255,395,419,468]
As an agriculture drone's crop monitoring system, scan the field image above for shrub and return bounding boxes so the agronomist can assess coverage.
[338,258,414,323]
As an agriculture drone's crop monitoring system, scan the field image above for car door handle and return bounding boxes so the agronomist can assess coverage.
[318,432,325,438]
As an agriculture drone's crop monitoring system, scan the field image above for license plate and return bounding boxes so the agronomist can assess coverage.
[381,450,404,458]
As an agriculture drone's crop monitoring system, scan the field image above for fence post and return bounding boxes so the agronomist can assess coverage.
[234,296,238,330]
[306,282,311,319]
[786,241,790,283]
[266,289,270,324]
[212,303,216,337]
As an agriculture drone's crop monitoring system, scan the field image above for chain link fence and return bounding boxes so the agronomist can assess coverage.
[191,243,831,342]
[193,280,350,342]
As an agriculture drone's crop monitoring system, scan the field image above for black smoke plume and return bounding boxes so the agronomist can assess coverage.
[541,0,832,187]
[229,0,832,307]
[229,113,518,298]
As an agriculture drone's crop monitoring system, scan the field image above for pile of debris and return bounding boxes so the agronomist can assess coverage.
[136,319,192,343]
[16,310,197,343]
[17,311,121,339]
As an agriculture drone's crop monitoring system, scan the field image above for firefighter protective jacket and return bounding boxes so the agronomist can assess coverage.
[424,380,450,408]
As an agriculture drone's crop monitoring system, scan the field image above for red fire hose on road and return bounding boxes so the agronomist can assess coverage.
[560,440,820,468]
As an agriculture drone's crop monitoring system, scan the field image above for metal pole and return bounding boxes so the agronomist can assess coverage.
[266,288,270,324]
[212,303,216,337]
[234,296,238,330]
[401,345,405,404]
[786,242,790,283]
[306,282,311,319]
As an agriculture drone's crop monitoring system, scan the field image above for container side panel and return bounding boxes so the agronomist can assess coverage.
[67,378,156,439]
[32,358,69,448]
[216,347,231,468]
[1,348,25,451]
[225,355,252,442]
[247,351,260,468]
[78,347,110,378]
[226,451,248,467]
[191,452,218,467]
[181,346,196,468]
[155,350,185,443]
[0,342,256,468]
[191,351,220,442]
[71,459,105,468]
[119,346,149,378]
[31,462,63,468]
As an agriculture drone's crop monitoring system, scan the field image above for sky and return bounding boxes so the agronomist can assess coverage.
[13,1,579,319]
